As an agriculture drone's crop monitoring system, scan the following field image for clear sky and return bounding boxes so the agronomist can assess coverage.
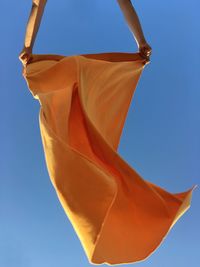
[1,0,199,266]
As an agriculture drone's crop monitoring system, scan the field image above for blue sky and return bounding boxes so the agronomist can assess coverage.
[1,0,199,266]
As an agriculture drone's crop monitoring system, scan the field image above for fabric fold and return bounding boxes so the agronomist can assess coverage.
[22,51,195,265]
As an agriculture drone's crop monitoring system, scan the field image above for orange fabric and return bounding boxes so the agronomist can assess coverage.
[22,52,195,265]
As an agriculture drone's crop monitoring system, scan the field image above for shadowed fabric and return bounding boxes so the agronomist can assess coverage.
[22,52,195,265]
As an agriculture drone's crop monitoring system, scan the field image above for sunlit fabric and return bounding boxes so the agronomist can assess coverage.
[22,52,195,265]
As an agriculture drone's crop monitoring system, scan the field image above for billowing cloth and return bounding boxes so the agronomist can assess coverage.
[22,52,195,265]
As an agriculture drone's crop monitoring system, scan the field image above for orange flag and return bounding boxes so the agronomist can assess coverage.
[22,52,195,265]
